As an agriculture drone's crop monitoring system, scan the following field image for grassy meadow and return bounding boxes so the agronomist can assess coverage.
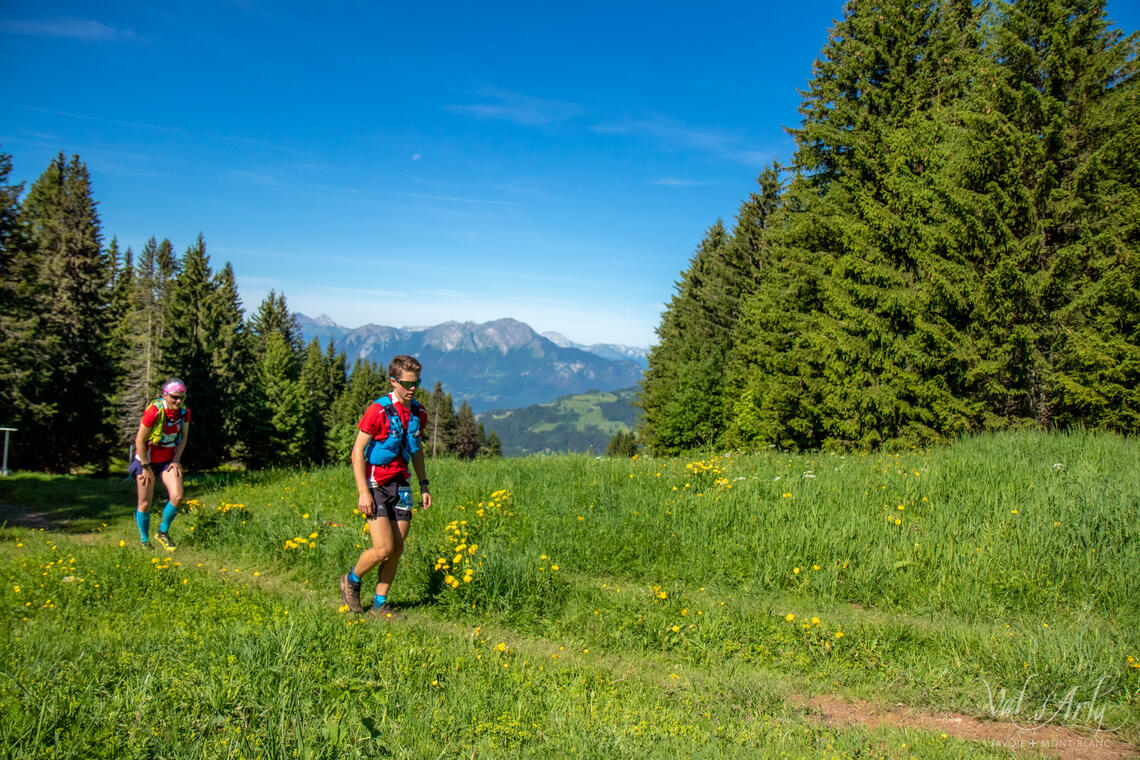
[1,430,1137,758]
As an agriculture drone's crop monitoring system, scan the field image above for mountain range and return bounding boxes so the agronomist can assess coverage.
[297,314,647,413]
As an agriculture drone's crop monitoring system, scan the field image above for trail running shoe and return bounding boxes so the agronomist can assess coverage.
[368,603,399,620]
[155,531,177,551]
[339,574,363,613]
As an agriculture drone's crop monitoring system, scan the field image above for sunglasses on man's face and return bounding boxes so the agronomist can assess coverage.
[392,378,421,390]
[168,395,186,401]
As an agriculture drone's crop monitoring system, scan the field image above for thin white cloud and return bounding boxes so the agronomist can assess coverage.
[594,115,774,167]
[401,192,522,207]
[0,18,140,42]
[654,177,714,187]
[445,88,583,127]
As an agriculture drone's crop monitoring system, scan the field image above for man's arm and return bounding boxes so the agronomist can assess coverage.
[352,430,375,516]
[411,450,431,510]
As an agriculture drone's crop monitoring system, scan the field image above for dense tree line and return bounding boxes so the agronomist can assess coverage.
[0,150,496,472]
[642,0,1139,453]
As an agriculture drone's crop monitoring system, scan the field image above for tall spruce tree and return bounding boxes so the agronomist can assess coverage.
[160,234,241,467]
[327,359,386,462]
[725,0,990,449]
[0,152,47,439]
[250,290,303,360]
[424,380,457,457]
[257,332,311,467]
[453,400,481,459]
[245,291,306,464]
[206,263,256,463]
[115,237,179,450]
[979,0,1140,430]
[298,337,344,464]
[640,221,733,454]
[17,153,115,470]
[105,239,136,450]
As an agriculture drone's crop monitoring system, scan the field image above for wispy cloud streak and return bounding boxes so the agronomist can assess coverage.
[445,89,583,127]
[594,115,773,167]
[0,18,140,42]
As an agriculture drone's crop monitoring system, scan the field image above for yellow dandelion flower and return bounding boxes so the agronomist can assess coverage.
[835,631,844,639]
[551,564,559,571]
[811,617,820,625]
[793,567,800,574]
[671,625,680,633]
[785,614,795,622]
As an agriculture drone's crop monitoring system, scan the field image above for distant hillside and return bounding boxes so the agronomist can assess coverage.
[297,315,645,414]
[480,387,641,456]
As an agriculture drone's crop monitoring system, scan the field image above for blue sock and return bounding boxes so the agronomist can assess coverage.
[374,594,387,608]
[348,570,361,585]
[136,511,151,543]
[160,501,178,532]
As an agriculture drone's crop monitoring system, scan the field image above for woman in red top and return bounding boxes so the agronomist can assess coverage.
[129,378,191,550]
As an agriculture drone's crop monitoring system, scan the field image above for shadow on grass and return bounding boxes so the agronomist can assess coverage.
[0,472,138,533]
[0,468,305,534]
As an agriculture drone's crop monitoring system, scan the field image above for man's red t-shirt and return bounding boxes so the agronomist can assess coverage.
[140,404,190,464]
[358,394,427,484]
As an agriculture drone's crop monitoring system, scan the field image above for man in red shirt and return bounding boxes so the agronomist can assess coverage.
[340,355,432,616]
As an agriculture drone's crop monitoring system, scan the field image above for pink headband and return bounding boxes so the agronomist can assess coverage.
[163,382,187,395]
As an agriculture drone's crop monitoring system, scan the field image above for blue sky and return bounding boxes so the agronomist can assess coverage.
[3,2,1138,348]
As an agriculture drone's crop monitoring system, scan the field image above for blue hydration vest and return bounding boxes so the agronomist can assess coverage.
[365,396,423,466]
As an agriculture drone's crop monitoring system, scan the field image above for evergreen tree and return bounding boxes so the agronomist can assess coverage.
[205,262,256,463]
[980,0,1140,431]
[298,337,342,464]
[160,234,235,467]
[250,290,303,361]
[0,152,48,439]
[453,400,481,460]
[486,430,502,458]
[17,152,115,470]
[725,0,990,450]
[605,430,638,457]
[115,237,179,451]
[424,381,457,456]
[256,332,311,467]
[640,221,733,454]
[105,239,136,450]
[327,359,386,462]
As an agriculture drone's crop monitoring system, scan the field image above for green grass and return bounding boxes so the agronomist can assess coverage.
[1,430,1137,758]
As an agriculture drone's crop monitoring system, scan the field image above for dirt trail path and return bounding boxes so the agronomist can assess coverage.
[796,694,1138,760]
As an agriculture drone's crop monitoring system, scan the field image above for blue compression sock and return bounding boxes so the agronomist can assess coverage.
[160,501,178,532]
[348,570,362,585]
[136,511,151,543]
[374,594,387,608]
